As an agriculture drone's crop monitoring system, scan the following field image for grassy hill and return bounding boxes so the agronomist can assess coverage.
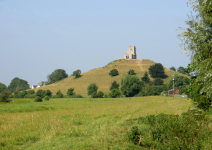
[34,59,189,97]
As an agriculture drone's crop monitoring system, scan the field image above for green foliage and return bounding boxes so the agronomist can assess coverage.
[109,81,119,91]
[71,69,81,78]
[108,89,121,98]
[127,69,136,75]
[148,63,167,78]
[47,69,68,84]
[75,94,83,98]
[169,66,176,71]
[0,82,7,93]
[141,72,150,83]
[45,90,52,97]
[44,96,49,100]
[128,110,211,149]
[178,0,212,109]
[24,94,36,98]
[153,78,164,86]
[167,75,190,90]
[27,90,35,95]
[121,75,142,97]
[87,83,98,95]
[67,88,74,96]
[35,90,45,98]
[34,96,42,102]
[56,90,63,98]
[91,91,104,98]
[8,77,29,92]
[0,90,12,102]
[18,91,28,98]
[177,66,185,74]
[109,69,119,77]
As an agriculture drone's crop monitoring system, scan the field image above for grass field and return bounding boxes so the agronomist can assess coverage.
[33,59,189,97]
[0,96,190,150]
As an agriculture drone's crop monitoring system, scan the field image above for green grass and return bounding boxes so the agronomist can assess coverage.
[0,96,190,149]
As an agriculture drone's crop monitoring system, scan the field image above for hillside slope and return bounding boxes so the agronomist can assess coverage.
[34,59,189,97]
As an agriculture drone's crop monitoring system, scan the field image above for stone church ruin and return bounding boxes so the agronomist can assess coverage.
[123,45,137,59]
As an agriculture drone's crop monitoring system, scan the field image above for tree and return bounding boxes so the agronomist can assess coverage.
[91,91,104,98]
[177,66,185,74]
[167,75,190,90]
[170,66,176,71]
[67,88,74,96]
[178,0,212,110]
[71,70,82,78]
[121,75,142,97]
[148,63,167,78]
[128,69,136,75]
[56,90,63,98]
[87,83,98,95]
[0,82,7,93]
[109,69,119,77]
[18,91,28,98]
[0,90,12,102]
[109,81,120,90]
[47,69,68,84]
[141,72,150,83]
[153,78,164,86]
[27,90,35,95]
[8,77,29,92]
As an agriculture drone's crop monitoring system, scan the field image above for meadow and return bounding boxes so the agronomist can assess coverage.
[0,96,190,150]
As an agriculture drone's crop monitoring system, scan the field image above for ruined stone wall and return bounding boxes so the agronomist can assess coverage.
[123,45,137,59]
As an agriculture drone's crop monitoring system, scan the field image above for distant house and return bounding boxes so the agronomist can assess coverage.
[168,89,180,95]
[31,83,42,89]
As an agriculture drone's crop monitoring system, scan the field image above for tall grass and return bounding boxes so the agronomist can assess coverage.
[0,96,189,149]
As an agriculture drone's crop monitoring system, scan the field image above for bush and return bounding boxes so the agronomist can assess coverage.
[109,81,120,90]
[121,75,142,97]
[35,90,45,98]
[75,94,83,98]
[56,90,63,98]
[104,94,108,98]
[0,90,12,102]
[24,94,36,98]
[71,69,82,79]
[87,83,98,95]
[97,91,104,98]
[45,90,52,97]
[128,110,211,149]
[27,90,35,95]
[91,92,98,98]
[141,72,150,83]
[108,89,121,98]
[34,96,42,102]
[67,88,74,96]
[18,91,28,98]
[109,69,119,76]
[44,96,49,100]
[128,69,136,75]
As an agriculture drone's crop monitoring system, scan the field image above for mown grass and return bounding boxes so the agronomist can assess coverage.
[32,59,189,97]
[0,96,190,150]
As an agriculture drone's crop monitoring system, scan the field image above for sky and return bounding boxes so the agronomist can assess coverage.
[0,0,193,87]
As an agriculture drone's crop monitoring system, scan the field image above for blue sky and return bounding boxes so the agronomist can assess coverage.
[0,0,192,87]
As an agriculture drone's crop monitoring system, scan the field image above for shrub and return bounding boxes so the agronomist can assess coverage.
[34,96,42,102]
[104,94,108,98]
[35,90,45,98]
[27,90,35,95]
[45,90,52,97]
[108,89,121,98]
[56,90,63,98]
[109,81,120,90]
[18,91,28,98]
[0,90,12,102]
[128,110,211,149]
[44,96,49,100]
[71,69,82,78]
[97,91,104,98]
[128,69,136,75]
[67,88,74,96]
[75,94,83,98]
[141,72,150,83]
[87,83,98,95]
[91,92,98,98]
[109,69,119,76]
[121,75,142,97]
[24,94,36,98]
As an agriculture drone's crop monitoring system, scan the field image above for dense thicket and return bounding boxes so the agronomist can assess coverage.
[8,77,29,92]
